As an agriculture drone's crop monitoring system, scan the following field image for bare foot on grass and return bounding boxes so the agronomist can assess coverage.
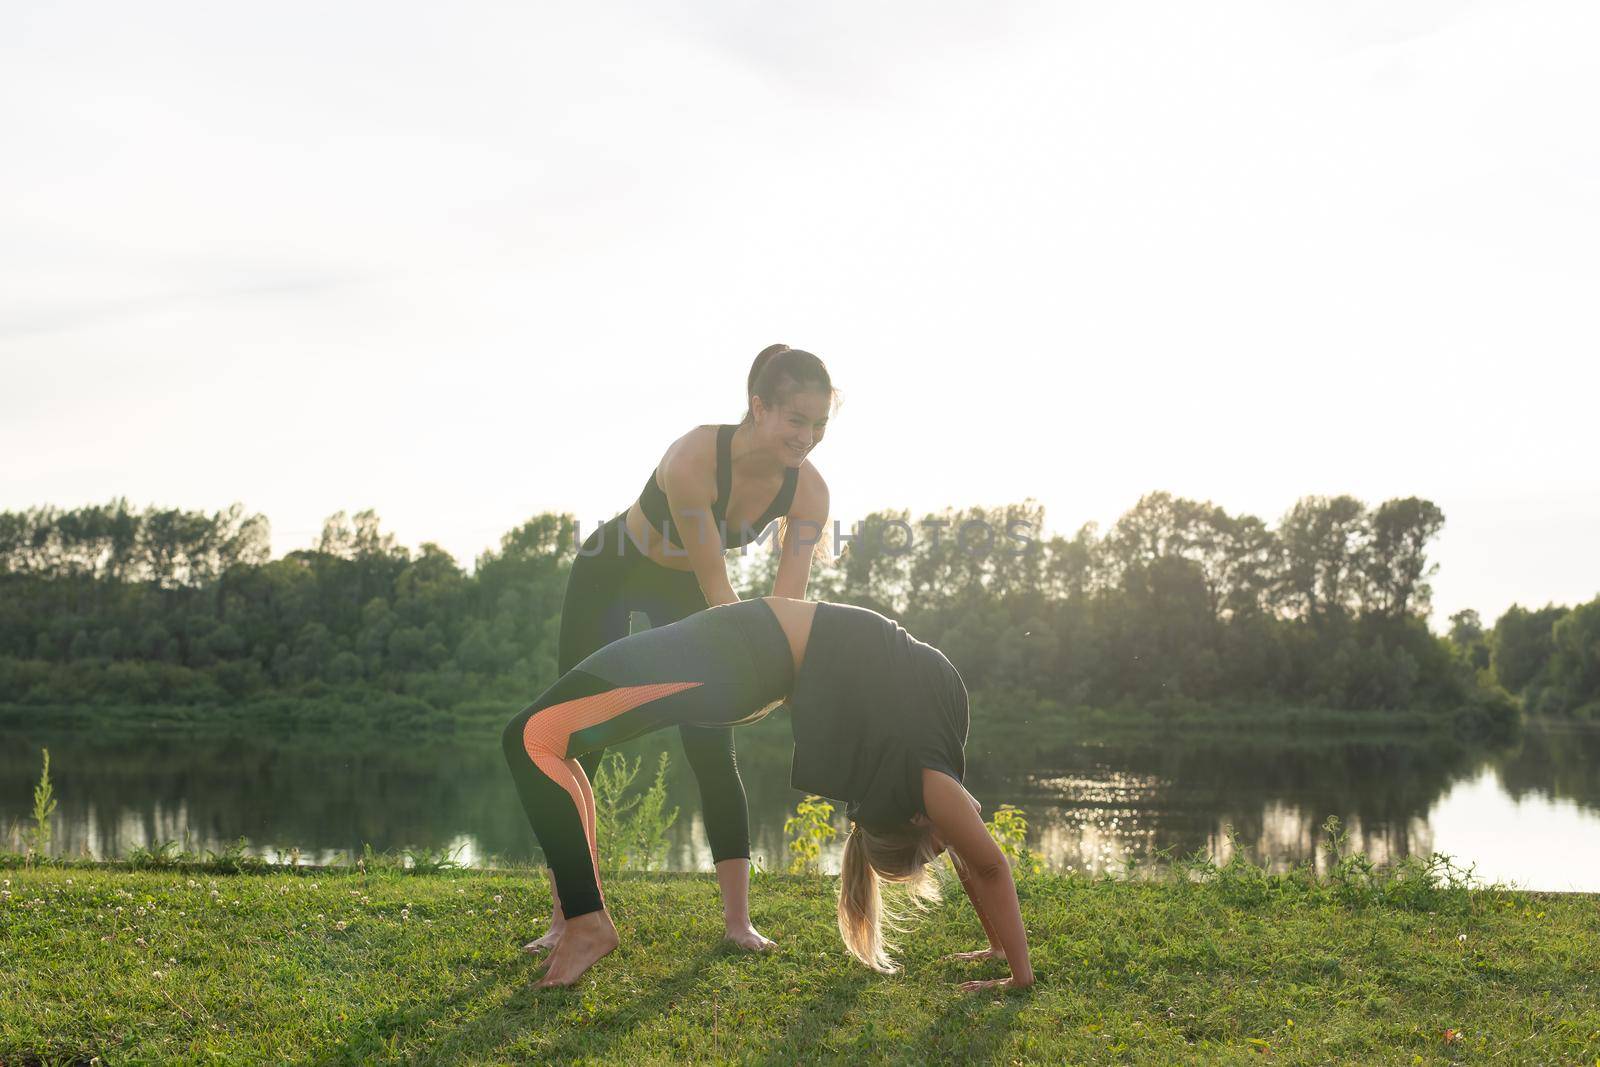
[723,924,776,952]
[521,924,564,955]
[534,910,619,988]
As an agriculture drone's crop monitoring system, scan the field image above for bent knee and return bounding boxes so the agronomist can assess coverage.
[502,706,534,761]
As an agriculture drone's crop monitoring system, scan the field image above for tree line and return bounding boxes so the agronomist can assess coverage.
[1,493,1587,728]
[1446,602,1600,719]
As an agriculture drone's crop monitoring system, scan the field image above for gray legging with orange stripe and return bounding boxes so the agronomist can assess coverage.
[502,599,794,918]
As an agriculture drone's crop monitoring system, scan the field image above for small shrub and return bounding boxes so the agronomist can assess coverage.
[783,795,837,875]
[985,804,1043,876]
[592,749,645,869]
[1321,815,1378,907]
[27,748,57,864]
[591,750,679,872]
[403,843,464,874]
[206,837,266,873]
[128,840,194,869]
[1211,829,1276,908]
[619,752,678,872]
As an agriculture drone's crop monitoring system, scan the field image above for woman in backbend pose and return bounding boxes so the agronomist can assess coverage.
[503,596,1035,992]
[526,346,833,956]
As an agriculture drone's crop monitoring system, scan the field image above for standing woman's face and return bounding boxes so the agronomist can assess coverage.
[752,389,831,467]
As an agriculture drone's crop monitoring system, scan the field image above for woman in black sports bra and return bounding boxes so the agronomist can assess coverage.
[523,344,833,956]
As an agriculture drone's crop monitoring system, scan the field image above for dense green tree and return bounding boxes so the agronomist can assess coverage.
[1546,600,1600,716]
[1364,497,1446,618]
[1491,604,1569,693]
[1448,609,1492,671]
[1278,495,1368,623]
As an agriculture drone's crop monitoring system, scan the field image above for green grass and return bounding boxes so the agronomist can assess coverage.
[3,864,1598,1065]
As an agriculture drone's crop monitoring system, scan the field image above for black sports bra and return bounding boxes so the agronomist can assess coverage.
[636,424,800,551]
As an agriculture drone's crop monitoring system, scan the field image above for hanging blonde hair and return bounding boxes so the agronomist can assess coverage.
[837,821,945,974]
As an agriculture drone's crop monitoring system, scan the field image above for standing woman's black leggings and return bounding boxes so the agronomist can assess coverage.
[556,512,751,864]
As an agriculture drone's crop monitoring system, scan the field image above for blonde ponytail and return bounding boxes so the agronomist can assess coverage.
[838,823,891,973]
[836,821,945,974]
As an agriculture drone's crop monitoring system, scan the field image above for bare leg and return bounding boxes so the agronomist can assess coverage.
[522,872,566,955]
[717,859,775,951]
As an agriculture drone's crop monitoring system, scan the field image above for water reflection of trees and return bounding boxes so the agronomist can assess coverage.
[998,735,1491,875]
[0,717,809,868]
[0,730,533,863]
[5,719,1594,878]
[1493,721,1600,810]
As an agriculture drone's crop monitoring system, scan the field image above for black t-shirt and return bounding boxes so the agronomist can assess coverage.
[786,602,970,827]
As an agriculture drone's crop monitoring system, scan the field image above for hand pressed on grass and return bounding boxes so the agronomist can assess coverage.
[945,947,1005,962]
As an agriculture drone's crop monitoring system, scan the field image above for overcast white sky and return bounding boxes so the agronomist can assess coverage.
[3,0,1596,625]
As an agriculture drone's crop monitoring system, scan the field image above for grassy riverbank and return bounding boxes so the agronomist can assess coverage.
[3,863,1598,1064]
[1,687,1513,746]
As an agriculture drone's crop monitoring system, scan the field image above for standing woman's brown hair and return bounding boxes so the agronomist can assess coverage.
[743,344,838,427]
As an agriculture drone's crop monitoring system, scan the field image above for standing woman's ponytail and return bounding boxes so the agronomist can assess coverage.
[742,344,838,427]
[748,343,791,400]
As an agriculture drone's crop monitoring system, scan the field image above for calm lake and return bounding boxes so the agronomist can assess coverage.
[4,713,1599,892]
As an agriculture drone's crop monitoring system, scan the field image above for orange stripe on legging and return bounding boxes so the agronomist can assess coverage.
[522,681,704,889]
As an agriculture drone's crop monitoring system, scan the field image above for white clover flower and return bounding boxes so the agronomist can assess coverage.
[493,895,503,904]
[152,970,163,979]
[400,908,411,921]
[334,921,348,931]
[1458,933,1467,943]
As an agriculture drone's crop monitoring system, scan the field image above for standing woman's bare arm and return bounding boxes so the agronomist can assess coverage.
[771,466,828,601]
[660,447,739,607]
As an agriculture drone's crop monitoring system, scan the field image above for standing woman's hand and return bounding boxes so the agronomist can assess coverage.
[771,466,828,601]
[958,976,1034,993]
[660,446,740,607]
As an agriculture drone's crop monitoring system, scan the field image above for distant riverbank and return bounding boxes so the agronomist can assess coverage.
[0,686,1520,745]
